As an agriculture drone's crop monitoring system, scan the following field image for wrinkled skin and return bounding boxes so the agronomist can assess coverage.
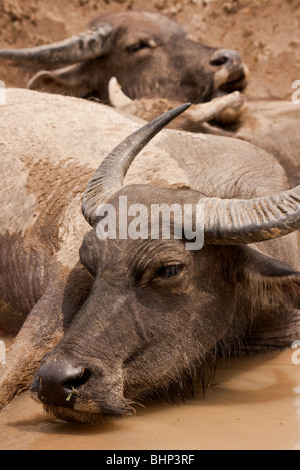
[18,11,248,104]
[1,90,300,425]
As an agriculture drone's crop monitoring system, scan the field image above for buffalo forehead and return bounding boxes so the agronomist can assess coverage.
[93,10,186,41]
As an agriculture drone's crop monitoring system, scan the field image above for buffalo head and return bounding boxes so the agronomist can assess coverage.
[30,105,300,424]
[0,11,248,103]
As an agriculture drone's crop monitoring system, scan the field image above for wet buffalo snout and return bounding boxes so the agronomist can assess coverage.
[36,361,91,408]
[210,48,248,92]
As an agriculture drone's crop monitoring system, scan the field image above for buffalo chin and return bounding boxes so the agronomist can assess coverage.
[30,388,130,425]
[43,405,104,425]
[219,77,248,95]
[42,404,124,425]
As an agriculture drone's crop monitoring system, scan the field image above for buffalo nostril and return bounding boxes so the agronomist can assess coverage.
[210,49,241,67]
[64,368,91,393]
[37,361,91,408]
[210,55,228,66]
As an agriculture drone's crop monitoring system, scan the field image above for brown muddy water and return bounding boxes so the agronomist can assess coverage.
[0,347,300,450]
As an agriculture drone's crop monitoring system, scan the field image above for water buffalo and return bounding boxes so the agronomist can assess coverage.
[0,89,300,424]
[0,10,248,104]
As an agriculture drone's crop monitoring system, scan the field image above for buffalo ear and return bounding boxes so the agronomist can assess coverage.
[226,245,300,309]
[28,63,94,98]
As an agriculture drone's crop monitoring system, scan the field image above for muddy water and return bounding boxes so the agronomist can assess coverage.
[0,349,300,450]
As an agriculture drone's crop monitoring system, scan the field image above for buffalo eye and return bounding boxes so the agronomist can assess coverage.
[156,265,183,279]
[126,42,151,53]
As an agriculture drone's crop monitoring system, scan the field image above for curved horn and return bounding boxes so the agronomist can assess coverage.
[0,24,114,65]
[202,189,300,245]
[187,91,244,123]
[83,103,300,244]
[82,103,191,226]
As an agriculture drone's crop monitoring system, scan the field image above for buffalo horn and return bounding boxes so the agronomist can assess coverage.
[82,105,300,245]
[201,191,300,245]
[0,24,114,65]
[82,103,191,227]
